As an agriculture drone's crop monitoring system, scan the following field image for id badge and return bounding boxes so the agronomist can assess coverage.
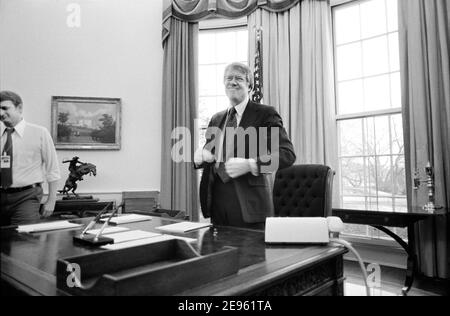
[1,155,11,169]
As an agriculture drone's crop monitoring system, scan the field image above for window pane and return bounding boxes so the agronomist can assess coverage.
[360,0,387,38]
[366,156,377,196]
[365,117,376,155]
[216,64,227,95]
[199,32,216,64]
[388,33,400,71]
[337,80,364,115]
[339,119,363,156]
[337,42,362,81]
[364,75,391,111]
[386,0,399,32]
[199,65,217,96]
[362,36,389,76]
[343,197,367,210]
[376,156,393,195]
[374,116,391,155]
[217,31,236,63]
[341,157,365,195]
[334,4,361,45]
[391,114,404,155]
[395,198,407,211]
[236,30,249,61]
[199,97,217,124]
[378,198,394,211]
[390,72,401,108]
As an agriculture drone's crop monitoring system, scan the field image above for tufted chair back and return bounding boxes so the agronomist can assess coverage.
[273,165,334,217]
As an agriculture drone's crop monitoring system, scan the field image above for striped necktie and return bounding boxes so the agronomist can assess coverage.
[216,108,237,183]
[1,128,14,188]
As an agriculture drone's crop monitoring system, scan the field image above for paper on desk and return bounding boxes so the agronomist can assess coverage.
[101,214,153,225]
[101,234,197,250]
[86,226,130,235]
[17,221,82,233]
[105,230,162,243]
[155,221,212,233]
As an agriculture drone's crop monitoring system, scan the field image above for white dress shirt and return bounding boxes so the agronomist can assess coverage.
[1,120,61,188]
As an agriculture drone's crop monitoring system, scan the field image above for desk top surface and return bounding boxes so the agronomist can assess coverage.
[1,216,346,296]
[333,207,447,217]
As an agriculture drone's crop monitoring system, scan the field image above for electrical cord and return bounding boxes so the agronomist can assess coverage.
[330,238,371,296]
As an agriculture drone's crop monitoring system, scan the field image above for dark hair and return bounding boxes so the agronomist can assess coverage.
[0,91,23,107]
[224,62,254,91]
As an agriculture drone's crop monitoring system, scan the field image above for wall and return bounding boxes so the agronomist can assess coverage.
[0,0,163,203]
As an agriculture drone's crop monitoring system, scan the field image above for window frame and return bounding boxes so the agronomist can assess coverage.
[331,0,406,243]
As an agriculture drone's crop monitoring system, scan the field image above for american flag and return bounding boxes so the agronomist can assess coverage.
[252,28,263,104]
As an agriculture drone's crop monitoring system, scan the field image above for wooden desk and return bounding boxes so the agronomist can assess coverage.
[1,217,347,296]
[333,207,447,295]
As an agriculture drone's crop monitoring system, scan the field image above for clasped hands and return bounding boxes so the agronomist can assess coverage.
[194,148,252,178]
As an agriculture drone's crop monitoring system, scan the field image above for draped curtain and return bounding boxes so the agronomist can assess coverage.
[160,19,199,220]
[248,0,338,199]
[398,0,450,279]
[162,0,303,41]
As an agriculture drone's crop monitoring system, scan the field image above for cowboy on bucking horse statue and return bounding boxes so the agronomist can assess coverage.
[59,156,97,197]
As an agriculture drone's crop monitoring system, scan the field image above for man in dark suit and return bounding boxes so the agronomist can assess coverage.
[195,62,296,229]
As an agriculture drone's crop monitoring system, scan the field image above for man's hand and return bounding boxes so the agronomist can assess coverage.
[41,198,56,218]
[225,158,252,178]
[194,148,215,166]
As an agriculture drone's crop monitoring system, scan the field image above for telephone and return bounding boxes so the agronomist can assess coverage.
[265,216,371,296]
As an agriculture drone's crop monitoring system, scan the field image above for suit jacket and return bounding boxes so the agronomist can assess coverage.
[199,101,296,223]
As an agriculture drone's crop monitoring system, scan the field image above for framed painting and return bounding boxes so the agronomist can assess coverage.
[51,96,121,150]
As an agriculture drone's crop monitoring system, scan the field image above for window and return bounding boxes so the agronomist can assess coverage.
[333,0,407,240]
[198,25,248,146]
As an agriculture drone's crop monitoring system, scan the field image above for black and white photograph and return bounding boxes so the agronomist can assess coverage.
[0,0,448,299]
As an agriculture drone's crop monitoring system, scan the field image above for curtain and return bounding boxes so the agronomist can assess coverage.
[248,0,337,199]
[398,0,450,279]
[162,0,302,41]
[160,18,200,221]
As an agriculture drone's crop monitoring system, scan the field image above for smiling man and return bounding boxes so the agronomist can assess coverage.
[194,63,296,228]
[0,91,61,226]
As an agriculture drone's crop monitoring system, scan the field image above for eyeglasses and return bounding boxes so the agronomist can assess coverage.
[224,75,247,83]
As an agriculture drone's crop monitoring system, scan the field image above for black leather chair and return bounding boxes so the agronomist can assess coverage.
[273,164,335,217]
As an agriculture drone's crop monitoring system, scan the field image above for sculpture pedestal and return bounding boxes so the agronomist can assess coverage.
[62,195,95,201]
[54,199,113,218]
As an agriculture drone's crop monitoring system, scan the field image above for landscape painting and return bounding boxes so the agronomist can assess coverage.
[51,96,121,150]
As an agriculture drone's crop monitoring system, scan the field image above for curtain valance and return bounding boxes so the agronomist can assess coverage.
[162,0,302,41]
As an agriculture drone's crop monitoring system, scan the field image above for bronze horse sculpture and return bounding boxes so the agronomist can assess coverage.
[59,157,97,197]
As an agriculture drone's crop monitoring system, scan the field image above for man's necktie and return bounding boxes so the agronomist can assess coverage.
[1,128,14,188]
[216,108,237,183]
